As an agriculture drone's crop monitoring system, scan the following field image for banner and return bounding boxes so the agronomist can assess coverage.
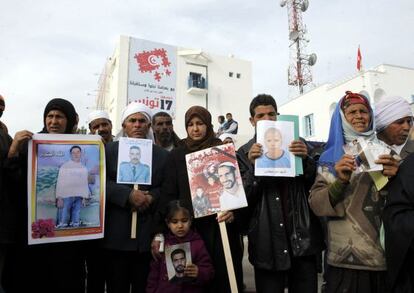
[128,37,177,117]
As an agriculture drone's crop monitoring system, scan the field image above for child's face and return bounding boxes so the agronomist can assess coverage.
[167,210,191,238]
[264,130,282,151]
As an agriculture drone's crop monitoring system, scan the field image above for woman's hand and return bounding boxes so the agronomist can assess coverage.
[8,130,33,157]
[334,154,356,184]
[217,211,234,224]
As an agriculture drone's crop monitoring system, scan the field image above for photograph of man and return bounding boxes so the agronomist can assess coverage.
[169,248,193,283]
[257,127,291,168]
[118,145,150,183]
[88,109,113,144]
[55,145,90,228]
[217,161,247,211]
[192,186,212,218]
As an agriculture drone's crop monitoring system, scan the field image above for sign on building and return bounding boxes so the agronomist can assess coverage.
[128,37,177,117]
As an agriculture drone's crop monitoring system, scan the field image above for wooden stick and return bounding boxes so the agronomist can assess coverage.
[131,184,138,239]
[219,219,238,293]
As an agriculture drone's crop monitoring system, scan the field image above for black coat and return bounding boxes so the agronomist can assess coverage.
[103,141,168,252]
[384,153,414,292]
[237,138,324,271]
[159,145,244,293]
[0,129,14,243]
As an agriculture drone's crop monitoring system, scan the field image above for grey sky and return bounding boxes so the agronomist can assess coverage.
[1,0,413,135]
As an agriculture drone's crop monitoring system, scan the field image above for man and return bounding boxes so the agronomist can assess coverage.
[170,248,187,281]
[118,145,150,183]
[374,96,414,292]
[152,111,180,151]
[217,161,247,211]
[237,94,324,293]
[216,115,226,136]
[192,186,212,218]
[88,109,113,144]
[104,102,168,293]
[6,98,86,293]
[222,112,238,134]
[55,146,90,228]
[0,94,13,293]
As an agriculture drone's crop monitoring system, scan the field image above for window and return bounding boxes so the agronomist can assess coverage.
[188,72,206,89]
[236,73,241,79]
[229,72,233,77]
[303,114,314,137]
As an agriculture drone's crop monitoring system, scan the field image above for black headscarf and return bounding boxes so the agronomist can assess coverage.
[183,106,221,152]
[41,98,77,134]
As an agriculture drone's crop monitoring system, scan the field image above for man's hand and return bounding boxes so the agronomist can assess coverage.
[288,140,307,158]
[129,189,150,210]
[184,264,199,278]
[248,143,263,164]
[334,154,356,184]
[8,130,33,157]
[217,211,234,223]
[375,154,400,178]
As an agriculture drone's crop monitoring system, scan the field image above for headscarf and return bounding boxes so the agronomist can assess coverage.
[183,106,221,152]
[120,102,154,140]
[319,91,376,175]
[374,96,413,133]
[219,133,237,144]
[87,110,111,125]
[41,98,77,134]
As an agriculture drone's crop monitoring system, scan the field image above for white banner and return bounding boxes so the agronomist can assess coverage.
[128,37,177,117]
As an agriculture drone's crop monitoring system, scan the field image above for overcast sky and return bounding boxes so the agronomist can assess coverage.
[1,0,413,135]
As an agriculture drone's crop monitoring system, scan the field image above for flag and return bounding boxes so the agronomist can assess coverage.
[357,46,362,71]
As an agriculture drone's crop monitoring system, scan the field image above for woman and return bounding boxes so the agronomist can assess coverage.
[309,91,397,293]
[157,106,244,292]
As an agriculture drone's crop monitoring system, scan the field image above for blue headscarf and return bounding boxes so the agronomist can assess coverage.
[318,93,376,175]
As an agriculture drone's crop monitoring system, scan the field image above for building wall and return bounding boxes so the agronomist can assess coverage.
[279,64,414,142]
[96,36,253,147]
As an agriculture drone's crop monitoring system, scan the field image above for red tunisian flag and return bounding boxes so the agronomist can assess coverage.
[357,46,362,71]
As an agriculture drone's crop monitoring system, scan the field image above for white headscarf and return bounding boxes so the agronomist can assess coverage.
[375,96,413,133]
[120,102,154,141]
[87,110,110,125]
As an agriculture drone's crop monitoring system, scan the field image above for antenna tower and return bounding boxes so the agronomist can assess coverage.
[280,0,316,95]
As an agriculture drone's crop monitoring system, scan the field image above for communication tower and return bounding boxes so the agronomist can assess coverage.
[280,0,317,95]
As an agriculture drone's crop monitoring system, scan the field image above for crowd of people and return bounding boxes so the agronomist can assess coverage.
[0,91,413,293]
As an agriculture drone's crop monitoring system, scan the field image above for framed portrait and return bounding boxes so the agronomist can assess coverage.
[117,137,153,185]
[255,120,296,177]
[28,134,105,245]
[165,242,192,282]
[185,144,247,218]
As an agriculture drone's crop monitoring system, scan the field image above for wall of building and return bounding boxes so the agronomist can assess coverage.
[279,64,414,142]
[96,36,253,147]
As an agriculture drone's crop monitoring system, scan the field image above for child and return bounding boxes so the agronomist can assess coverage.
[257,127,291,168]
[146,200,214,293]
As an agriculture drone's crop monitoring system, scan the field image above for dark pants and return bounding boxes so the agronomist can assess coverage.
[326,265,387,293]
[254,255,318,293]
[85,240,106,293]
[104,249,151,293]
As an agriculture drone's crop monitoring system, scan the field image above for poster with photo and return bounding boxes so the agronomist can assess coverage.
[28,134,105,245]
[117,137,153,185]
[185,144,247,218]
[255,120,296,177]
[165,242,192,282]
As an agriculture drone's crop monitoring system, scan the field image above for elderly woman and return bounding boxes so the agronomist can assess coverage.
[309,91,398,293]
[157,106,244,292]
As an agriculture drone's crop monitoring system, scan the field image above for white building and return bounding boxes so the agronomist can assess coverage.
[279,64,414,142]
[95,36,252,144]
